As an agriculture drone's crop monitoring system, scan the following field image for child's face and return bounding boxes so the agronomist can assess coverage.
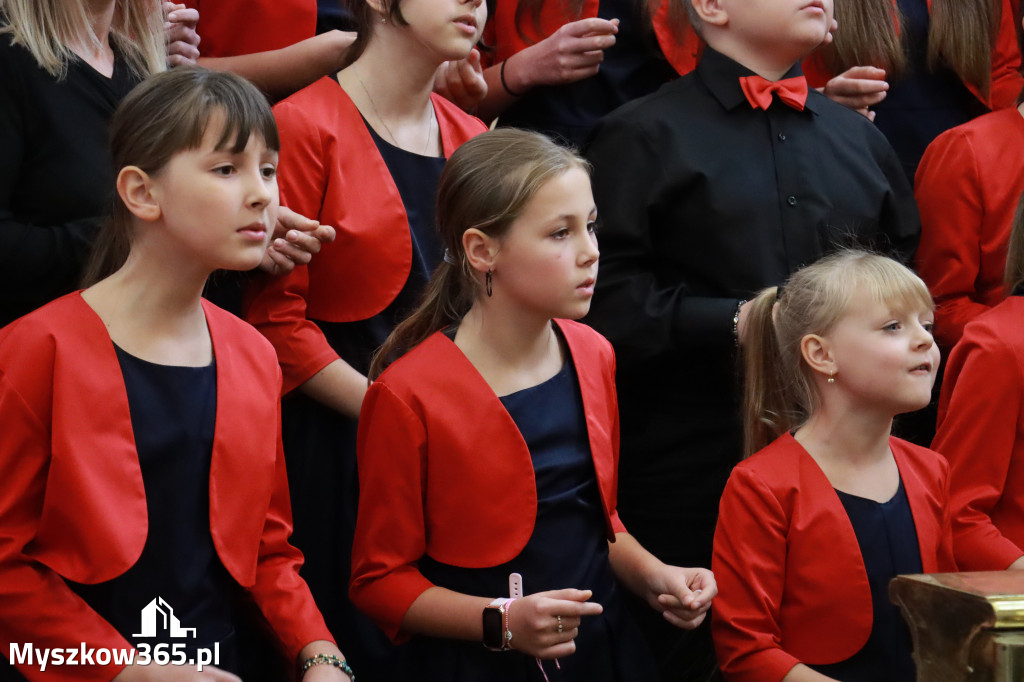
[397,0,486,61]
[726,0,833,59]
[490,166,599,322]
[149,114,279,274]
[817,288,939,417]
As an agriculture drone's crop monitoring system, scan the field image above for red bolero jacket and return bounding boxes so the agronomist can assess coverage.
[0,293,331,681]
[934,296,1024,570]
[914,108,1024,349]
[244,79,487,394]
[183,0,317,58]
[484,0,702,76]
[349,319,628,641]
[803,0,1023,110]
[711,433,956,682]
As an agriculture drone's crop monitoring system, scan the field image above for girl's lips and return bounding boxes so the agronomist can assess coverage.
[237,225,267,241]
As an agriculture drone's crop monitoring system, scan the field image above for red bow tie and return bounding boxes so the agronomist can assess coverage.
[739,75,809,111]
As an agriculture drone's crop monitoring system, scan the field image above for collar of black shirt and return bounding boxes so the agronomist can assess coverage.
[696,47,818,115]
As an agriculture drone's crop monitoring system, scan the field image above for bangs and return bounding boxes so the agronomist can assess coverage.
[853,255,934,316]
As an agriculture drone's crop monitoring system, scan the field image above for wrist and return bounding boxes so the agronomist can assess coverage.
[482,597,516,650]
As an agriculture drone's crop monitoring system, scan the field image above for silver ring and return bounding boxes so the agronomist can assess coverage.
[556,615,563,634]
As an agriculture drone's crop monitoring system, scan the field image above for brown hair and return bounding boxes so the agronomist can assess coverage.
[0,0,166,79]
[823,0,999,94]
[369,128,589,378]
[742,251,933,456]
[1005,188,1024,295]
[339,0,408,69]
[82,68,280,286]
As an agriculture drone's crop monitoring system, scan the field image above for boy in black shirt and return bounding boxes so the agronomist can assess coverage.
[584,0,919,677]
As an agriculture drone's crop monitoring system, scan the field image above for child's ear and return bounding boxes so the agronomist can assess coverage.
[800,333,835,379]
[116,166,161,223]
[690,0,728,28]
[462,228,500,274]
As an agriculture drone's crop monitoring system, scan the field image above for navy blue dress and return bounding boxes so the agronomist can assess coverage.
[394,357,658,681]
[68,347,241,673]
[810,479,922,682]
[496,0,676,148]
[279,123,446,681]
[873,0,988,182]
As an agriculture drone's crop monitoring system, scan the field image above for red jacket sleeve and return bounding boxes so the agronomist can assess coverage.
[0,372,132,681]
[245,97,340,394]
[933,329,1024,570]
[711,466,801,682]
[914,125,991,348]
[989,0,1024,110]
[246,397,335,660]
[349,382,435,642]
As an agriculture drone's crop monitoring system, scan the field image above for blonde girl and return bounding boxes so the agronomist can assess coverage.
[712,251,957,682]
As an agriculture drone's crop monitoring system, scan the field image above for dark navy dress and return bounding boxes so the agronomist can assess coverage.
[279,124,446,681]
[394,357,658,681]
[68,347,240,673]
[873,0,988,182]
[810,479,922,682]
[497,0,676,148]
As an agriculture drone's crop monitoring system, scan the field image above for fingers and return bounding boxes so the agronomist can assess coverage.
[165,6,200,28]
[563,17,619,38]
[662,608,707,630]
[275,205,319,236]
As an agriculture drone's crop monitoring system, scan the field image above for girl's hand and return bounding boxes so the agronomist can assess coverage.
[647,565,716,629]
[261,206,337,275]
[508,18,619,91]
[822,66,888,121]
[505,588,603,659]
[163,2,201,67]
[434,48,488,112]
[114,663,240,681]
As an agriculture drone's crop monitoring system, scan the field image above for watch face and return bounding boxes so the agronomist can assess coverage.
[482,606,505,649]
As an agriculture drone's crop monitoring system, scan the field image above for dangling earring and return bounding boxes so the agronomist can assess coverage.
[485,270,493,297]
[827,371,836,385]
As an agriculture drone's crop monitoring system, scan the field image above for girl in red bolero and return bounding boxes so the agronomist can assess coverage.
[0,70,349,681]
[243,0,488,674]
[932,204,1024,572]
[350,129,716,681]
[712,251,958,682]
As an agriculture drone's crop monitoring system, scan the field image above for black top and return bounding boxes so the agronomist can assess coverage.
[497,0,676,148]
[315,121,446,374]
[402,358,656,681]
[69,348,238,666]
[583,47,920,567]
[812,480,922,682]
[0,35,141,327]
[873,0,988,183]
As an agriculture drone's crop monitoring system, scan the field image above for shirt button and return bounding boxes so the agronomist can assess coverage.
[787,195,797,206]
[778,133,787,142]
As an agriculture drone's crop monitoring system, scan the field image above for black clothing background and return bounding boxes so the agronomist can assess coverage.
[584,47,919,679]
[0,36,139,328]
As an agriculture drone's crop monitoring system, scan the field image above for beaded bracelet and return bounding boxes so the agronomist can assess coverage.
[300,653,355,680]
[500,58,524,97]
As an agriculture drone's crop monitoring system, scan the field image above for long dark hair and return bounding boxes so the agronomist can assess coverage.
[822,0,999,94]
[369,128,589,378]
[81,68,279,286]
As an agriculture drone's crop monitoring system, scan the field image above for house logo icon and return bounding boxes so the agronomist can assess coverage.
[133,597,196,638]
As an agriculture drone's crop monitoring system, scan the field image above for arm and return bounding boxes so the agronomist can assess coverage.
[914,126,990,348]
[933,329,1024,570]
[607,533,715,629]
[711,468,810,682]
[476,18,619,123]
[198,31,356,102]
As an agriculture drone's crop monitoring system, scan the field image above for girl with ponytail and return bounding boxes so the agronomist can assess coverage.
[351,128,716,681]
[807,0,1022,180]
[712,251,961,682]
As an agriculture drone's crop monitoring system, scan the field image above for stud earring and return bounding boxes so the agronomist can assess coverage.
[380,14,387,23]
[485,270,493,297]
[827,372,836,384]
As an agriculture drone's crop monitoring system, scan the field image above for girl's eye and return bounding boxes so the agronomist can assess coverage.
[261,165,277,179]
[883,322,901,332]
[552,228,570,240]
[922,321,935,334]
[213,165,235,176]
[586,220,598,234]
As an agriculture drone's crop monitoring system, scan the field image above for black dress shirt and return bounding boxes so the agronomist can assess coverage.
[583,47,920,569]
[0,35,140,327]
